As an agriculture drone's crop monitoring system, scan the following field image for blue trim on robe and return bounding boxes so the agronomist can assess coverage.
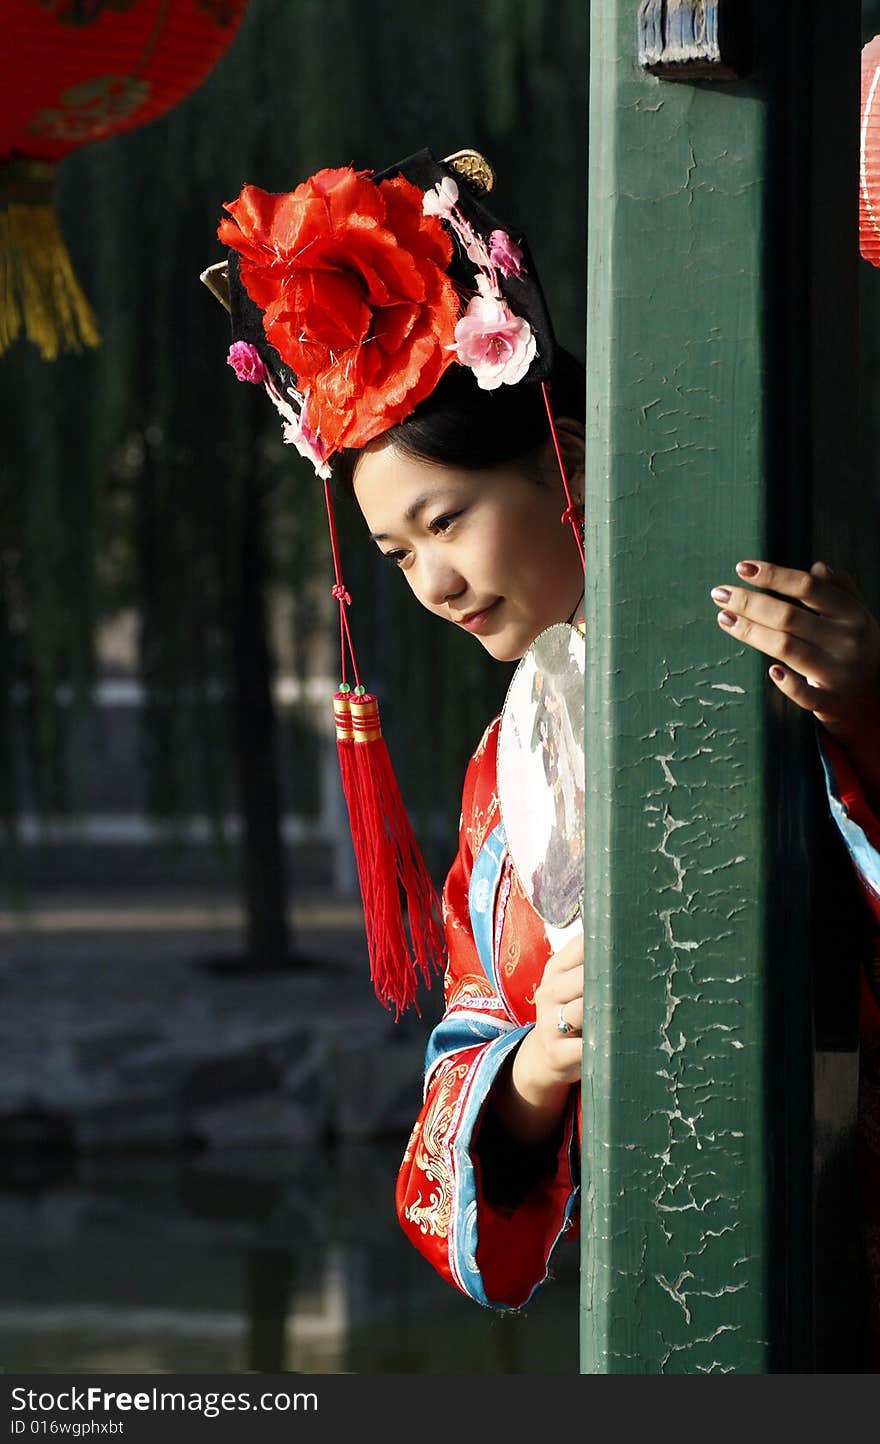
[468,821,508,993]
[452,1025,532,1306]
[424,817,579,1309]
[449,1024,580,1310]
[425,821,514,1080]
[816,727,880,903]
[423,1009,517,1080]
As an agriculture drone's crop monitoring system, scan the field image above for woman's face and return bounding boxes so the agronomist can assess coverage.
[353,439,585,662]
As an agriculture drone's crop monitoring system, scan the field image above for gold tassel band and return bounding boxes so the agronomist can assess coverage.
[333,691,354,742]
[0,159,100,361]
[349,693,382,744]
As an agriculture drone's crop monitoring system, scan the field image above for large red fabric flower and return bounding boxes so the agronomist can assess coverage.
[218,167,460,453]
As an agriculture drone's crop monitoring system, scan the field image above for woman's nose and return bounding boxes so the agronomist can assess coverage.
[417,552,466,609]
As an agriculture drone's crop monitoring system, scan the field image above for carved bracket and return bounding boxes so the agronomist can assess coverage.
[638,0,747,81]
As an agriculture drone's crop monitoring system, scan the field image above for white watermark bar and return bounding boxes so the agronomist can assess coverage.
[0,1372,871,1437]
[6,1380,318,1439]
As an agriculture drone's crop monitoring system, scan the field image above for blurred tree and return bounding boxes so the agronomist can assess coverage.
[0,0,589,968]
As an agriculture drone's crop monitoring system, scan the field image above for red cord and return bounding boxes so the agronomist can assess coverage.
[541,382,586,568]
[323,478,362,689]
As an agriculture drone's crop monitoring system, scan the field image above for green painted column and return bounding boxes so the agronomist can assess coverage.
[582,1,863,1373]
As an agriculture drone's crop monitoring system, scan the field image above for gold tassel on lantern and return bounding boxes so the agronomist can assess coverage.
[0,159,100,361]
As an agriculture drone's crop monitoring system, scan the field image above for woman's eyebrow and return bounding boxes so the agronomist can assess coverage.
[370,491,452,541]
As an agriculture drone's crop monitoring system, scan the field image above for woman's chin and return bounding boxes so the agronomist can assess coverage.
[480,610,577,663]
[480,640,521,663]
[476,625,534,664]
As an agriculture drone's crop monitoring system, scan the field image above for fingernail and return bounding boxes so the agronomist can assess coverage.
[710,586,731,603]
[736,561,759,578]
[718,610,736,628]
[816,560,834,576]
[770,666,785,681]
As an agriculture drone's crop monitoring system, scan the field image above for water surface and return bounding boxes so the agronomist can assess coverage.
[0,1140,578,1374]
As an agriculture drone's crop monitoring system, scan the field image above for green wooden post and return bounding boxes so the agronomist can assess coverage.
[582,1,865,1373]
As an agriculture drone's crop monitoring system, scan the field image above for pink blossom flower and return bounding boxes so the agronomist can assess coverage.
[464,232,492,270]
[488,229,525,279]
[263,373,332,475]
[227,340,268,385]
[263,375,298,426]
[422,176,460,219]
[454,295,537,389]
[282,406,332,479]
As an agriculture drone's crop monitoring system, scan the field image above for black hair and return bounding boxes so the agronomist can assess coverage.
[333,346,585,490]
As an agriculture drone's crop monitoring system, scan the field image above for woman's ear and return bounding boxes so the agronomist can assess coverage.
[543,417,585,504]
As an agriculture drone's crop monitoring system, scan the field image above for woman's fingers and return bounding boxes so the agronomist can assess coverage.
[810,559,864,598]
[537,972,583,1014]
[535,935,585,1060]
[529,943,585,1084]
[729,559,860,620]
[714,606,843,686]
[551,970,584,1006]
[711,558,879,691]
[556,999,583,1036]
[550,933,584,972]
[710,583,847,651]
[711,557,880,733]
[767,664,836,715]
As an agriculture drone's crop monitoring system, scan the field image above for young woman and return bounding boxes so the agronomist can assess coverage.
[338,357,589,1309]
[205,150,880,1327]
[343,370,880,1317]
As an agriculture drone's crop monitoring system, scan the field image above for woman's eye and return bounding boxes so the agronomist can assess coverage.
[429,511,461,534]
[379,511,462,566]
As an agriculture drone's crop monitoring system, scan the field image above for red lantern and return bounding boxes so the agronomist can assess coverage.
[1,0,249,359]
[861,34,880,267]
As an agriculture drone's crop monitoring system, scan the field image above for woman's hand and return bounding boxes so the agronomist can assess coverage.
[710,559,880,747]
[528,931,584,1087]
[491,932,584,1146]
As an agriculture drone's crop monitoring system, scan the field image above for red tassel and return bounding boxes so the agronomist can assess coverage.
[334,686,399,998]
[333,687,364,895]
[334,686,444,1017]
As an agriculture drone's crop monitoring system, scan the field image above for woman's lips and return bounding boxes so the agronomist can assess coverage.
[456,599,501,633]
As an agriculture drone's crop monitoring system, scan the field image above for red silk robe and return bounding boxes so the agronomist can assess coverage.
[396,715,580,1309]
[396,716,880,1330]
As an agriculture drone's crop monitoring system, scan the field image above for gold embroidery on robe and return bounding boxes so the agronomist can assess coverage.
[403,1059,470,1239]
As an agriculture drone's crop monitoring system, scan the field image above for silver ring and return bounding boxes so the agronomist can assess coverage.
[557,1004,575,1037]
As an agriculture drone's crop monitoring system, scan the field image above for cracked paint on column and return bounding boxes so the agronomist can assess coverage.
[637,662,758,1368]
[583,0,771,1372]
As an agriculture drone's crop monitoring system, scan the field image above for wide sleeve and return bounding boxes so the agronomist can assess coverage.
[395,727,580,1311]
[815,725,880,1366]
[815,727,880,1034]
